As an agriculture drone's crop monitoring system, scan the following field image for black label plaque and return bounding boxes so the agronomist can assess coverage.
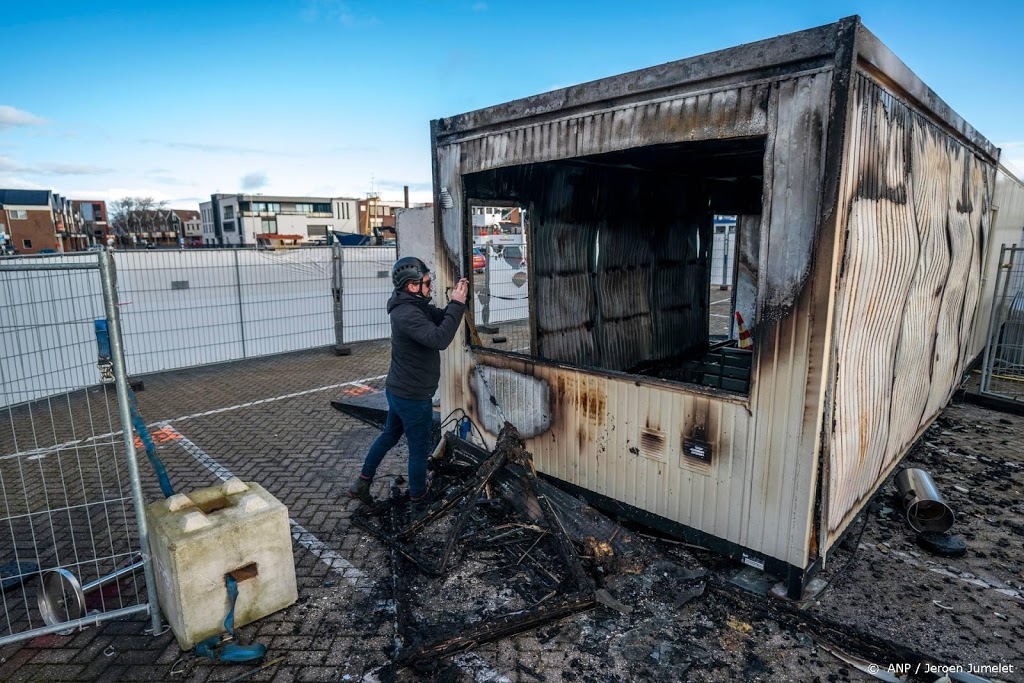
[683,437,713,464]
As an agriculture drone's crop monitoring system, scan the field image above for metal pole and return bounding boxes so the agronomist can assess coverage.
[234,249,247,358]
[981,245,1016,394]
[0,605,151,648]
[97,251,163,635]
[332,244,351,355]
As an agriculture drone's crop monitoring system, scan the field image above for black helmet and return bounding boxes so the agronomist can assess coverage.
[391,256,429,289]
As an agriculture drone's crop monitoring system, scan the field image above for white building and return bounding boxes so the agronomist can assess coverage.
[200,194,360,246]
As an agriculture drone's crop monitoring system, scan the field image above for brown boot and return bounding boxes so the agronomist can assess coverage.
[348,476,374,506]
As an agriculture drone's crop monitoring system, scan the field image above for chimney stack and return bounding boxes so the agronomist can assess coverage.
[404,185,409,208]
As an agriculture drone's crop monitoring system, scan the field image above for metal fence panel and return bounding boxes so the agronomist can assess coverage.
[474,244,531,353]
[981,245,1024,401]
[710,226,736,287]
[2,247,390,411]
[114,248,336,374]
[0,254,158,645]
[336,246,396,343]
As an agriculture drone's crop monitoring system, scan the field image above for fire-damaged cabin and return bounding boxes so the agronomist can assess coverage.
[429,16,1024,596]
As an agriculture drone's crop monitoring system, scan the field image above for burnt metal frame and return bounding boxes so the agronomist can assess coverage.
[463,196,535,344]
[460,155,755,404]
[355,431,597,671]
[432,15,1007,599]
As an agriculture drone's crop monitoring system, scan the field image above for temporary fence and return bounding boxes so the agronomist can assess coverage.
[981,245,1024,402]
[333,246,396,343]
[474,244,531,353]
[710,223,737,288]
[1,246,396,410]
[0,252,161,645]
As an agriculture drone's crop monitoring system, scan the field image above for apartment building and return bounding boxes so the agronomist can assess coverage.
[200,194,360,246]
[0,189,68,254]
[72,199,109,243]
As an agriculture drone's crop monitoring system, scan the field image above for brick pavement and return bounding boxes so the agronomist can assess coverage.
[0,340,416,682]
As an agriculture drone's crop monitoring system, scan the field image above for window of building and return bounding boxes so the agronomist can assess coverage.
[224,206,235,220]
[223,221,235,232]
[307,225,327,237]
[23,239,32,248]
[312,203,331,214]
[463,137,764,397]
[9,210,28,220]
[253,202,280,213]
[294,203,313,214]
[261,218,277,233]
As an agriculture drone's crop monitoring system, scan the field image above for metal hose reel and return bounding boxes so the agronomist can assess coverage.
[37,560,145,626]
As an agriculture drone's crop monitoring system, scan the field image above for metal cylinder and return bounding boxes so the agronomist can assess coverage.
[37,560,145,626]
[894,468,955,533]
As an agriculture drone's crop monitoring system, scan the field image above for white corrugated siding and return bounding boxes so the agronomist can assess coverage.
[439,69,836,569]
[825,73,996,545]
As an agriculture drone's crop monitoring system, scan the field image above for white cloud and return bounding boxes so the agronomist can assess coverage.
[35,162,114,176]
[0,155,112,176]
[0,175,47,190]
[67,187,180,204]
[998,142,1024,178]
[301,0,378,27]
[0,154,23,173]
[241,171,269,190]
[0,105,46,131]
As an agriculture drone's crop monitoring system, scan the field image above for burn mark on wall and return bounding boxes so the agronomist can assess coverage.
[468,364,552,438]
[640,428,666,461]
[827,73,994,540]
[553,375,607,426]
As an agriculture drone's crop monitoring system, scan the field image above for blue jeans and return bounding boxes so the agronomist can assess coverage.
[359,390,433,498]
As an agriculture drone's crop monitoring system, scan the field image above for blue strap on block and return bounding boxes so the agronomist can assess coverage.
[195,575,267,663]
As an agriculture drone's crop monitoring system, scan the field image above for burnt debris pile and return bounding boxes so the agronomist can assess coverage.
[352,423,658,675]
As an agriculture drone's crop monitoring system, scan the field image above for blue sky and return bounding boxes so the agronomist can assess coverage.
[1,0,1022,208]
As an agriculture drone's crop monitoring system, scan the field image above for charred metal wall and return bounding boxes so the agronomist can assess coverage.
[825,72,996,546]
[464,161,711,371]
[436,65,837,570]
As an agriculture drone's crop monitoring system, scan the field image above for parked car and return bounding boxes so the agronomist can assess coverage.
[472,248,486,273]
[502,245,526,270]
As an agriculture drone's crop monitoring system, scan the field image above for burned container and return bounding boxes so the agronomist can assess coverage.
[430,16,1023,597]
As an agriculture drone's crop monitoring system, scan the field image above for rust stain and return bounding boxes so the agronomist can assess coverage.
[554,373,606,425]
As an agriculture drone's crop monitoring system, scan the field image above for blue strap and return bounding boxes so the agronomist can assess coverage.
[194,575,267,663]
[223,574,240,635]
[94,320,175,498]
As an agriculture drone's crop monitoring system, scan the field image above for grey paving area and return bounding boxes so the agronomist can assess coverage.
[1,341,1022,682]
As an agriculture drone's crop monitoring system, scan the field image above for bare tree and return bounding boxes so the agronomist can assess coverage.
[108,197,138,237]
[108,196,167,245]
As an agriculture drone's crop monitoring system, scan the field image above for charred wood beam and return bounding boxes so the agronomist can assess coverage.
[529,479,595,594]
[399,434,508,539]
[396,593,596,669]
[351,449,509,575]
[432,449,509,575]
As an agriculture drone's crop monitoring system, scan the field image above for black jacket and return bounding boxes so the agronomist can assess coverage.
[385,290,466,400]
